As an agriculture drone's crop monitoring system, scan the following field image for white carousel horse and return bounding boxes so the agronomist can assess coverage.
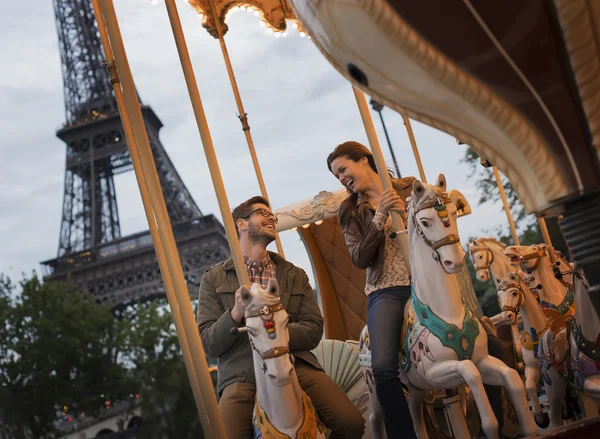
[401,175,536,439]
[569,271,600,402]
[238,279,327,439]
[497,272,567,430]
[504,244,574,313]
[469,238,548,426]
[468,238,514,286]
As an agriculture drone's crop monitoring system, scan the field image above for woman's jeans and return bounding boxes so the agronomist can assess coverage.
[367,286,417,439]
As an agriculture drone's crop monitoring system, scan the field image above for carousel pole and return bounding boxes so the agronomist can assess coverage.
[163,0,249,288]
[90,0,205,421]
[96,2,225,438]
[402,115,427,183]
[207,0,285,258]
[492,166,521,246]
[352,87,411,274]
[538,217,557,264]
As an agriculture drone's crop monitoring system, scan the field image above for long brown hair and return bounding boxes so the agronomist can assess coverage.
[327,141,382,228]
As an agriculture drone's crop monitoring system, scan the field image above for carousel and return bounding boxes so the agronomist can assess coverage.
[89,0,600,438]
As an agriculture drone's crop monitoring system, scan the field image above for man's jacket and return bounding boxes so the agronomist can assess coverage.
[197,251,324,395]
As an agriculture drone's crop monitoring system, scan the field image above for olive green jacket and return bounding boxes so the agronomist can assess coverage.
[196,251,324,395]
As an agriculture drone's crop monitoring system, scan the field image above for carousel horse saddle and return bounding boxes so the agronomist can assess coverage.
[254,391,327,439]
[401,291,480,373]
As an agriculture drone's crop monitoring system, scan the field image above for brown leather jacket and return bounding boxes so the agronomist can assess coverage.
[339,177,415,286]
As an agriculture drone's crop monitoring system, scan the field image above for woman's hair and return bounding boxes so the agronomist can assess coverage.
[326,141,381,228]
[326,141,378,175]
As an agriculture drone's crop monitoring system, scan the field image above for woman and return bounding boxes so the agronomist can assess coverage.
[327,141,417,439]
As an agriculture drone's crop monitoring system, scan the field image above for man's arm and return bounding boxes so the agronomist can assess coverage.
[288,270,324,351]
[196,271,241,358]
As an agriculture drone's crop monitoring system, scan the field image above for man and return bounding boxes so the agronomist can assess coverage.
[197,196,365,439]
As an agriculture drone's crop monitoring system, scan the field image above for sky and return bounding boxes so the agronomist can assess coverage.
[0,0,516,286]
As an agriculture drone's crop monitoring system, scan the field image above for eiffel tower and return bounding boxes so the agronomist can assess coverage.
[41,0,230,309]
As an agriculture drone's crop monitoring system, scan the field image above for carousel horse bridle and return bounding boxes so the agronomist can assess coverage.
[520,247,576,290]
[411,195,461,273]
[470,243,495,271]
[498,280,525,314]
[244,303,291,373]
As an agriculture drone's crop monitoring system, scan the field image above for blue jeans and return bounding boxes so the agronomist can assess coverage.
[367,286,416,439]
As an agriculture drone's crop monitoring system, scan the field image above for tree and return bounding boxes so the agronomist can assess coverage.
[0,273,209,438]
[0,275,135,438]
[461,147,568,252]
[119,300,205,439]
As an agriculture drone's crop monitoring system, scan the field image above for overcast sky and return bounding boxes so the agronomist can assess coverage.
[0,1,517,286]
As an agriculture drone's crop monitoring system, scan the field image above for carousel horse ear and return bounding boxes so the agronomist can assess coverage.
[266,278,280,297]
[435,174,447,191]
[240,286,253,304]
[449,189,472,217]
[412,180,426,203]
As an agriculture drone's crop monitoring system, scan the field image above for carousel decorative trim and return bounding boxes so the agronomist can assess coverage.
[274,188,347,232]
[553,0,600,157]
[290,0,570,212]
[187,0,306,38]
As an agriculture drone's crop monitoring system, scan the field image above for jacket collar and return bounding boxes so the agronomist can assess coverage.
[355,177,413,207]
[222,251,291,272]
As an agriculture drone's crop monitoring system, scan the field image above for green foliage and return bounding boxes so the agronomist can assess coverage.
[461,148,542,245]
[0,274,135,438]
[0,275,206,438]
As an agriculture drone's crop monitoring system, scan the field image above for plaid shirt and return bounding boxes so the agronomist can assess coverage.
[244,254,276,289]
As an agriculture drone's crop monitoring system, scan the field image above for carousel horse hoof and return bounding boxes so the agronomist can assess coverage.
[534,412,550,429]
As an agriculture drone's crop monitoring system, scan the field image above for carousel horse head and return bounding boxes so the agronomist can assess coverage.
[409,174,466,274]
[468,238,496,282]
[240,279,294,386]
[504,243,547,273]
[497,272,525,326]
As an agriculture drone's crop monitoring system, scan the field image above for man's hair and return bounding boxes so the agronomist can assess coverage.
[232,196,271,232]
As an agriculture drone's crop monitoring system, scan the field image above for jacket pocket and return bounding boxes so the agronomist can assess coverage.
[216,283,238,310]
[286,290,305,323]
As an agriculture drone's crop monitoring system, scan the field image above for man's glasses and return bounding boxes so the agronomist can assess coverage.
[241,208,278,224]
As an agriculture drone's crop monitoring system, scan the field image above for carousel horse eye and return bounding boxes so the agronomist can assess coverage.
[512,292,518,297]
[421,220,430,227]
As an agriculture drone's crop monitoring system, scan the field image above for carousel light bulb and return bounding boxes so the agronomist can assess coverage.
[290,21,298,29]
[274,32,281,38]
[254,10,260,17]
[302,223,310,228]
[299,31,306,37]
[290,227,297,232]
[282,31,288,37]
[268,28,274,34]
[315,220,323,225]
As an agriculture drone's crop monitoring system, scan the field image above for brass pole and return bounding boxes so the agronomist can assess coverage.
[352,87,411,274]
[97,2,225,437]
[208,0,285,258]
[91,0,206,429]
[538,217,557,263]
[402,115,427,183]
[492,166,520,246]
[163,0,250,289]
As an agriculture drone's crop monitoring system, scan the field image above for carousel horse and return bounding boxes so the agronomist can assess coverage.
[468,238,515,286]
[504,244,575,315]
[400,175,536,439]
[498,270,600,426]
[237,279,327,439]
[469,238,549,425]
[497,272,567,430]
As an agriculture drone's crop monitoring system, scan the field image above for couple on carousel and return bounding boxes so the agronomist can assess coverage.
[197,141,505,438]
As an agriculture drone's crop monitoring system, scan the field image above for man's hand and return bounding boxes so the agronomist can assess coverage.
[378,188,406,217]
[230,285,248,325]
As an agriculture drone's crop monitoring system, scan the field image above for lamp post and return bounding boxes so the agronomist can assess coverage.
[369,98,401,177]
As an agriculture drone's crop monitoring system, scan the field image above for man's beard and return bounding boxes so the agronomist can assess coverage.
[248,222,275,246]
